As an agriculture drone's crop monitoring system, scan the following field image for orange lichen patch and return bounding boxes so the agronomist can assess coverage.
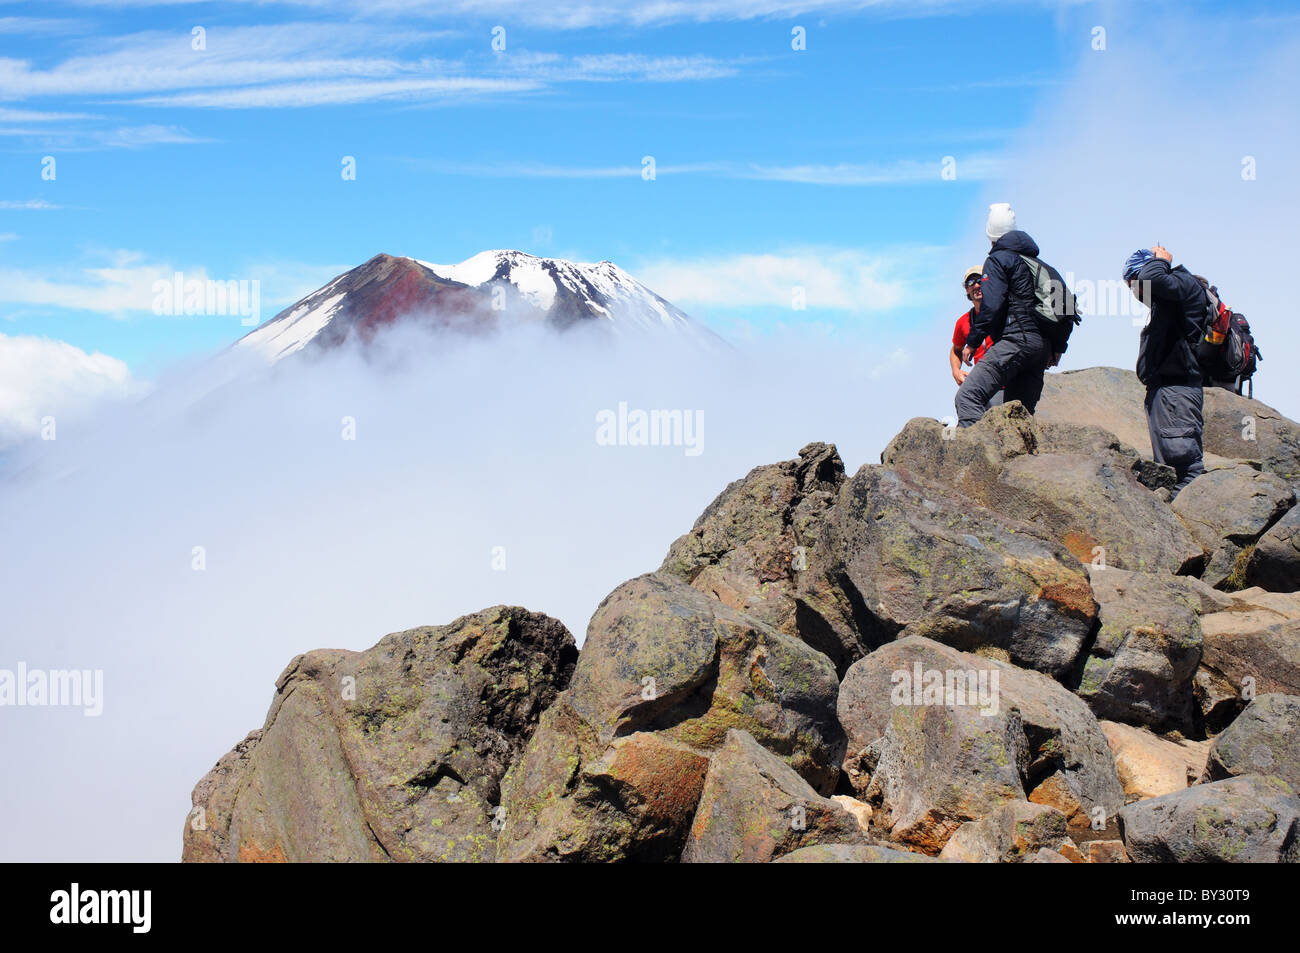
[1054,839,1087,863]
[1038,578,1096,617]
[237,841,287,863]
[1061,530,1101,565]
[1028,773,1088,829]
[606,734,710,824]
[1086,840,1130,863]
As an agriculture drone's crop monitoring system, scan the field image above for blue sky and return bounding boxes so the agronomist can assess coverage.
[1,0,1296,388]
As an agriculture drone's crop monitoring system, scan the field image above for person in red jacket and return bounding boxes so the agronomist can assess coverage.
[950,267,1003,408]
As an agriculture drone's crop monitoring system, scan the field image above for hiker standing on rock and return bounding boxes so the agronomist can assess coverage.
[955,204,1069,427]
[1125,245,1206,497]
[950,266,1004,410]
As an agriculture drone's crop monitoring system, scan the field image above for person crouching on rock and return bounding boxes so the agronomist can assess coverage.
[1125,245,1206,498]
[950,266,1004,410]
[954,203,1058,427]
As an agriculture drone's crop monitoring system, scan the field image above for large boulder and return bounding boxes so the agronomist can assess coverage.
[681,729,867,863]
[1203,388,1300,491]
[1202,694,1300,789]
[182,607,577,863]
[660,442,850,669]
[837,637,1124,853]
[799,465,1097,679]
[1117,774,1300,863]
[496,573,843,862]
[1039,366,1300,492]
[1196,617,1300,732]
[1076,567,1203,732]
[853,692,1030,852]
[937,801,1072,863]
[774,843,939,863]
[1172,465,1294,588]
[1100,720,1208,801]
[882,404,1202,573]
[1245,505,1300,592]
[1038,367,1153,457]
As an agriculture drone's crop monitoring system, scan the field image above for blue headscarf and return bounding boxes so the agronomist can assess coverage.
[1123,249,1154,280]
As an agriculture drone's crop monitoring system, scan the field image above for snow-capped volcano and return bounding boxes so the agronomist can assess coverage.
[237,250,708,362]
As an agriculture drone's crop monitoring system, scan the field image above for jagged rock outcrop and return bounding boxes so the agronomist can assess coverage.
[1172,465,1294,588]
[182,607,577,862]
[882,404,1202,573]
[495,573,843,862]
[659,441,850,668]
[1117,774,1300,863]
[799,465,1097,679]
[1202,694,1300,788]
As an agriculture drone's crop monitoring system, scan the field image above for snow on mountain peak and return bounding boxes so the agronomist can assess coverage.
[237,250,707,363]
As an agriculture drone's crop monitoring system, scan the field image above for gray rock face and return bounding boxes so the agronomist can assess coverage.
[1203,694,1300,789]
[799,465,1097,679]
[774,843,939,863]
[1247,505,1300,592]
[938,801,1071,863]
[837,637,1124,854]
[681,729,866,863]
[882,404,1202,573]
[1173,465,1295,588]
[1196,618,1300,731]
[854,693,1030,853]
[182,607,577,863]
[496,572,844,862]
[1117,774,1300,863]
[660,442,851,669]
[1077,567,1203,732]
[1038,367,1154,459]
[1202,388,1300,492]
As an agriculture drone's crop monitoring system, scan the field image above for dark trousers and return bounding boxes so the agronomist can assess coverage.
[955,334,1051,427]
[1145,384,1205,496]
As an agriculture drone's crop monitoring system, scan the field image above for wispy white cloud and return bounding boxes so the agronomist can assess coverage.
[0,199,61,210]
[0,107,101,121]
[401,154,1002,184]
[0,255,182,314]
[0,252,350,318]
[43,0,1052,30]
[0,16,89,35]
[634,246,948,312]
[737,155,1003,184]
[2,21,744,114]
[0,123,208,149]
[131,77,540,109]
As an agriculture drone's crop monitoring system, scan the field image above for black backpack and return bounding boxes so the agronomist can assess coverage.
[1195,282,1261,396]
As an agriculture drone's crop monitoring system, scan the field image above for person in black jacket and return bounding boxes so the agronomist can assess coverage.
[1125,245,1206,497]
[954,205,1061,427]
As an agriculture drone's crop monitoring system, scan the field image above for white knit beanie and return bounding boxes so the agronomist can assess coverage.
[986,202,1016,241]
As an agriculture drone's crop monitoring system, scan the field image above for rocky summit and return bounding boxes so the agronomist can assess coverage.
[185,367,1300,863]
